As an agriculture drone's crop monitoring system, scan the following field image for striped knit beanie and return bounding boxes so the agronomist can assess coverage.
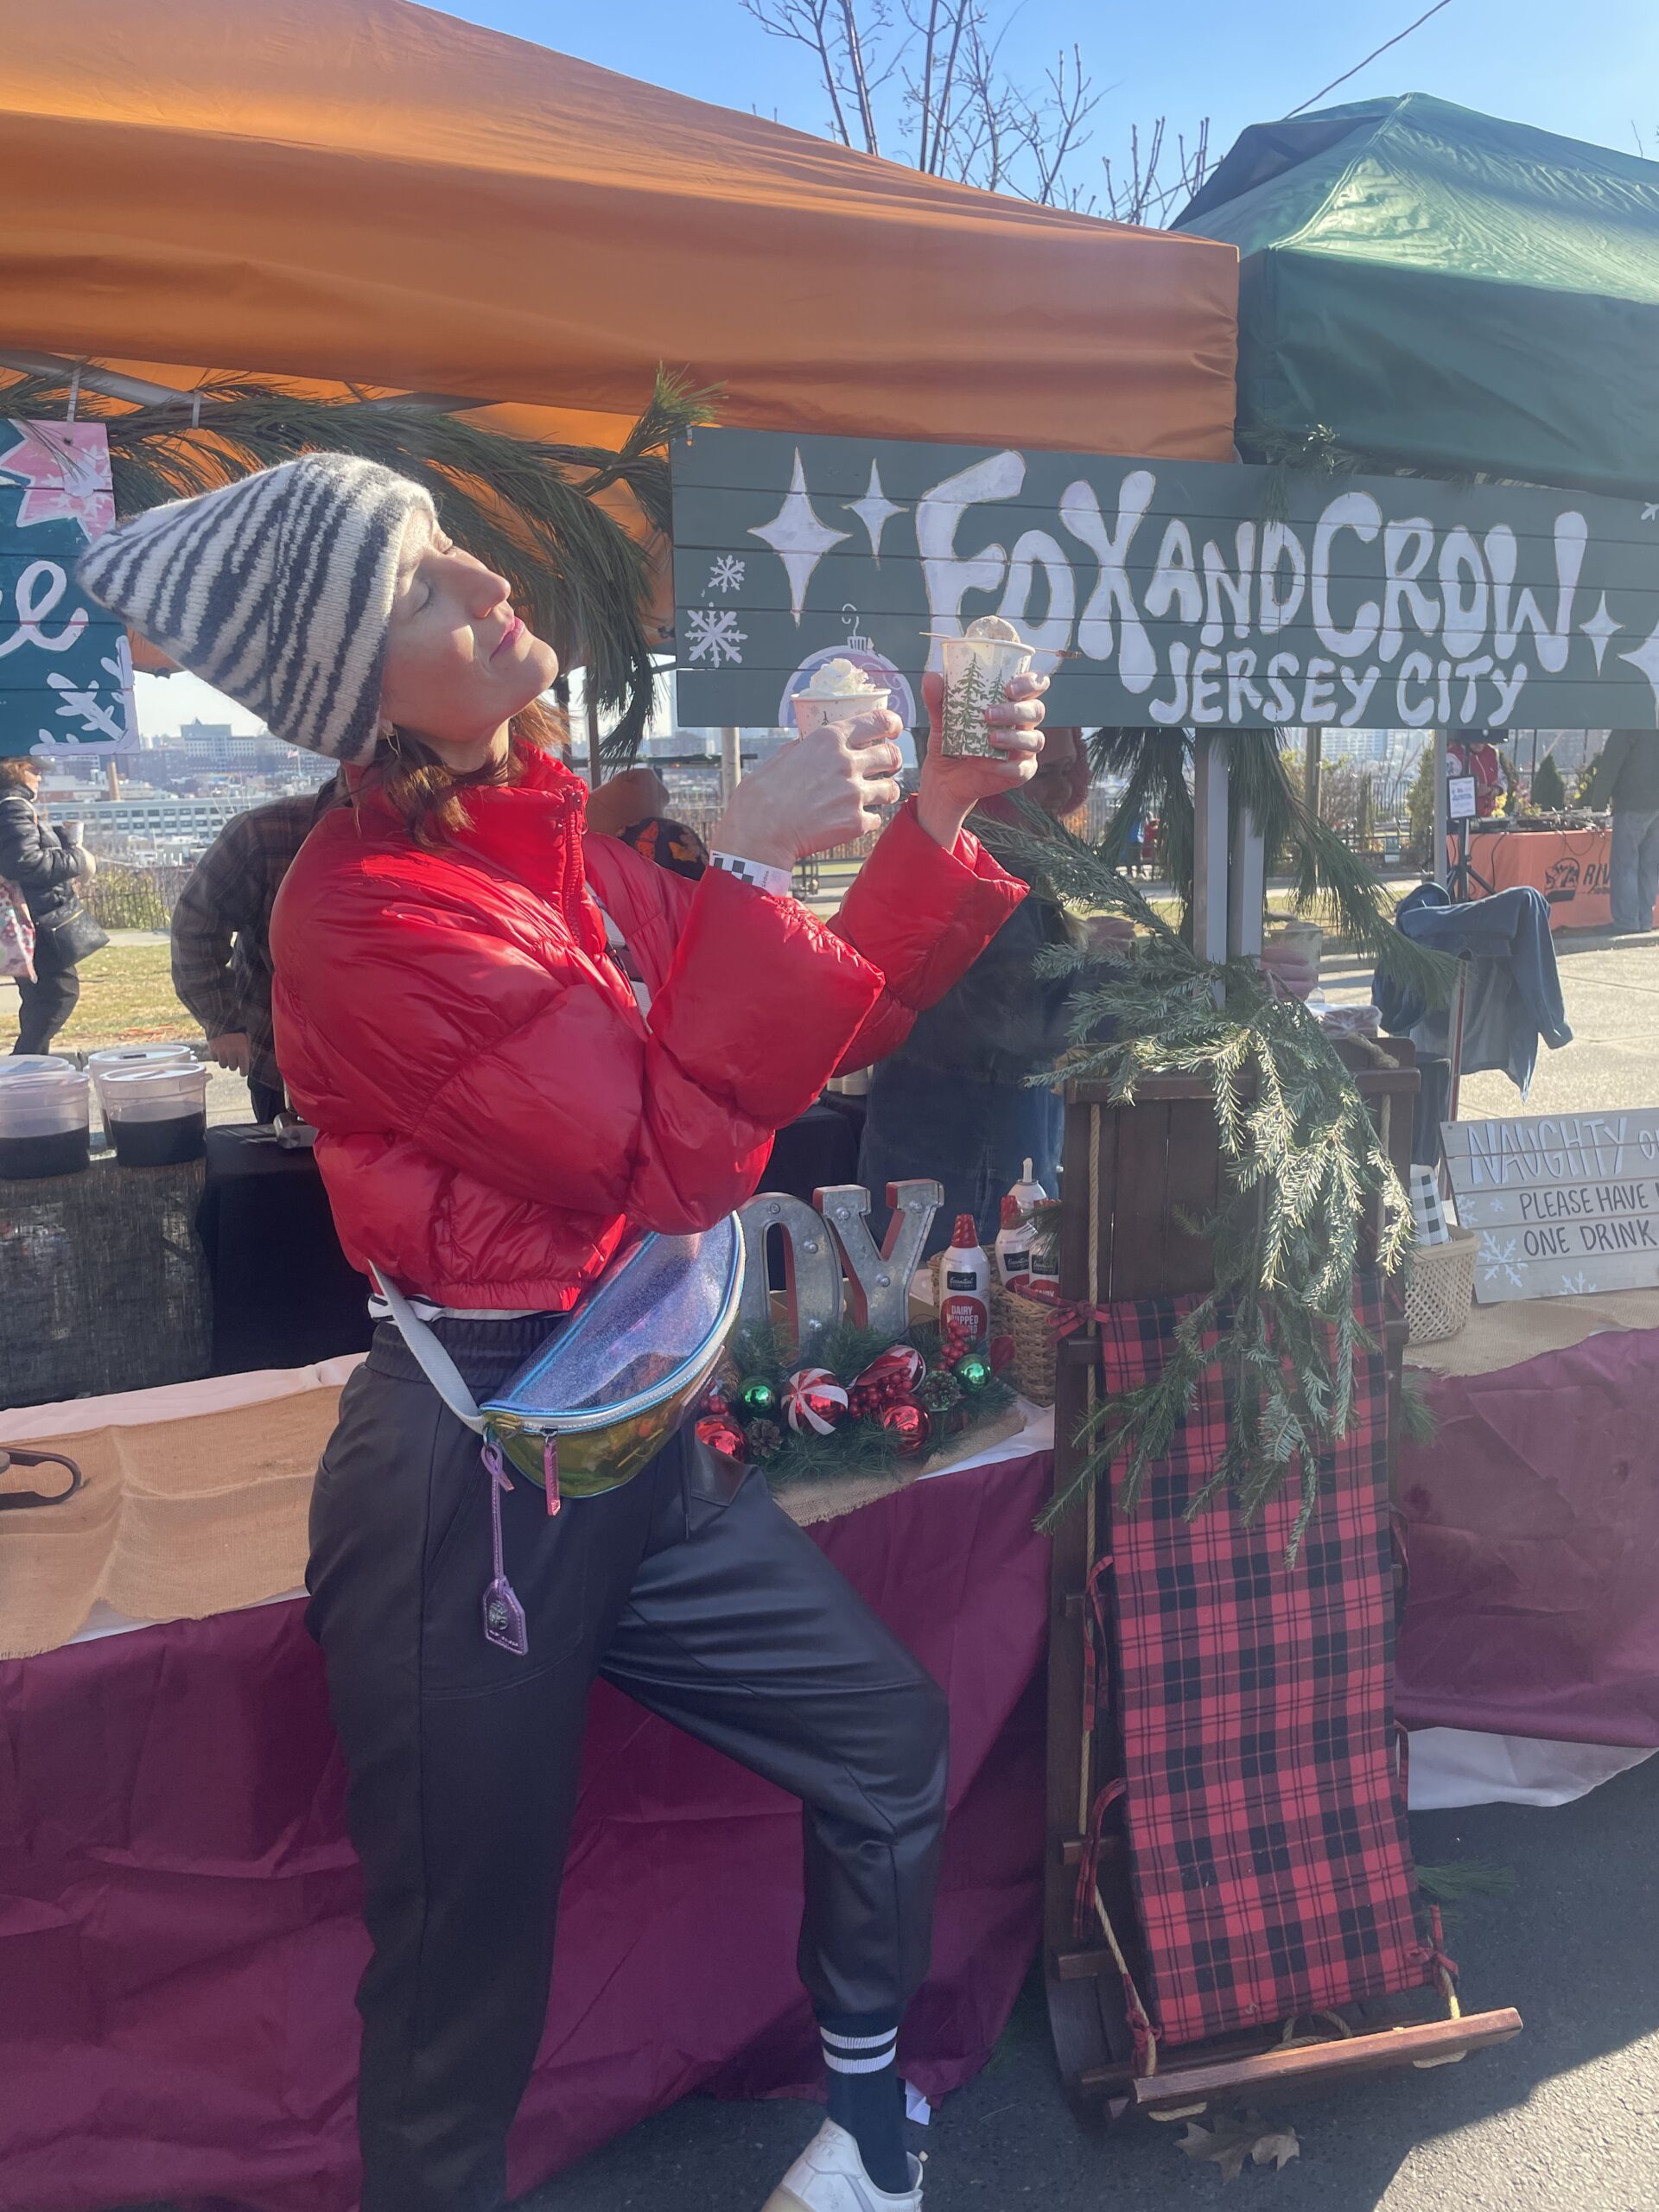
[76,454,435,763]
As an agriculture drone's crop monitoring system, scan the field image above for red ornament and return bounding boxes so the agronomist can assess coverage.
[695,1414,747,1460]
[784,1366,850,1435]
[699,1379,734,1418]
[988,1333,1015,1376]
[879,1398,931,1457]
[852,1344,926,1399]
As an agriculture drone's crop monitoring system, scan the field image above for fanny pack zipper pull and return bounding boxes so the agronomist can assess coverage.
[543,1433,562,1516]
[479,1440,530,1656]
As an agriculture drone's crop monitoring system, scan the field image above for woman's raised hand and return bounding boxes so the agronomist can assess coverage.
[709,710,905,871]
[913,670,1046,850]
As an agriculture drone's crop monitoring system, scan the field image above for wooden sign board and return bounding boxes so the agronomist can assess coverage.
[0,421,137,759]
[673,426,1659,732]
[1443,1109,1659,1302]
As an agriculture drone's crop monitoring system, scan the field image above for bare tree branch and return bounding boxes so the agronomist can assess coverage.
[741,0,855,146]
[837,0,882,152]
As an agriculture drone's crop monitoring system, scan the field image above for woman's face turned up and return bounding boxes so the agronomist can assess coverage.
[379,518,560,772]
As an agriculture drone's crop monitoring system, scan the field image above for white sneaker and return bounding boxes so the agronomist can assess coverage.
[760,2119,925,2212]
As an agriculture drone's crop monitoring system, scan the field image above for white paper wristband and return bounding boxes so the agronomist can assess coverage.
[709,850,793,898]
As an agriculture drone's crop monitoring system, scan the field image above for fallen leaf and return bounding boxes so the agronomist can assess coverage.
[1178,2110,1301,2182]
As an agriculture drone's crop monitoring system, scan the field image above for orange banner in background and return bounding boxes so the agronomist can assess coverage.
[1469,825,1657,930]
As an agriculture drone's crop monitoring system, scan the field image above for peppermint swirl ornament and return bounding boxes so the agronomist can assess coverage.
[784,1366,850,1435]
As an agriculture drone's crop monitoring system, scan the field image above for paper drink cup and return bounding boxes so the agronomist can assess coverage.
[791,685,891,737]
[937,632,1034,756]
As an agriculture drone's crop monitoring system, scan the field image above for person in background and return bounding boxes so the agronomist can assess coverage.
[859,724,1097,1255]
[0,755,99,1055]
[1584,728,1659,933]
[583,761,709,880]
[1448,730,1513,819]
[170,779,342,1122]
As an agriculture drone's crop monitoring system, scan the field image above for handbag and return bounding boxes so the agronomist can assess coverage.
[34,898,110,969]
[0,880,35,982]
[374,1216,746,1654]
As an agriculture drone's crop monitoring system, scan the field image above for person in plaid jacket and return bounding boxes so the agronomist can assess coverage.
[169,781,340,1121]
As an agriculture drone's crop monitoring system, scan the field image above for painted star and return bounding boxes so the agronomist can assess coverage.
[1643,504,1659,522]
[1580,594,1623,673]
[0,422,115,534]
[844,460,906,562]
[1618,610,1659,713]
[748,450,849,626]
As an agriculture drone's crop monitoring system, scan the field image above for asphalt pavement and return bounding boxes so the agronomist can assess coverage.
[525,1757,1659,2212]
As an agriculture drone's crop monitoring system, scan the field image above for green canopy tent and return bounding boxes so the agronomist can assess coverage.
[1175,92,1659,502]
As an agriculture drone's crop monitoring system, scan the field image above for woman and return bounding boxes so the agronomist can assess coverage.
[0,757,100,1054]
[79,453,1044,2212]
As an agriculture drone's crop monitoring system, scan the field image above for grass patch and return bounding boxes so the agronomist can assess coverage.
[2,942,197,1052]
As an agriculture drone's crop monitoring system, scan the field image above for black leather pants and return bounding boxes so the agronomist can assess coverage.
[307,1319,950,2212]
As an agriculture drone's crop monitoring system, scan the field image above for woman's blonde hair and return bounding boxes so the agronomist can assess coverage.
[0,757,41,791]
[370,696,568,848]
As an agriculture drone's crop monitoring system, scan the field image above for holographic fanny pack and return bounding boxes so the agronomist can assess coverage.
[372,1215,745,1654]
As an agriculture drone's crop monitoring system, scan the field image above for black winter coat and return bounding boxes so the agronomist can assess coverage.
[0,790,92,942]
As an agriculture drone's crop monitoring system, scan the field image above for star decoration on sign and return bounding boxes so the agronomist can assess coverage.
[0,423,115,534]
[1580,594,1622,673]
[1618,609,1659,713]
[1643,505,1659,522]
[748,450,849,626]
[844,460,907,562]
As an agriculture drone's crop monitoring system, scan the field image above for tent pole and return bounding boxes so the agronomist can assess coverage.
[719,727,742,806]
[1303,725,1322,823]
[1432,729,1448,888]
[1228,797,1266,960]
[1192,734,1230,964]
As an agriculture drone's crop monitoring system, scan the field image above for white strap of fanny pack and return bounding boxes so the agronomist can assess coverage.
[370,1268,486,1434]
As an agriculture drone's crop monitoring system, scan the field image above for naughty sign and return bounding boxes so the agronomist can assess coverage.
[0,421,136,759]
[673,428,1659,733]
[1443,1108,1659,1303]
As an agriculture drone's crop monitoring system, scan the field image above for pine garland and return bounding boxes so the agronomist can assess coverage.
[0,365,717,759]
[981,808,1418,1559]
[725,1315,1014,1489]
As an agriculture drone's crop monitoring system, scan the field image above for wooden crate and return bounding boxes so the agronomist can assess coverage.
[1042,1042,1521,2112]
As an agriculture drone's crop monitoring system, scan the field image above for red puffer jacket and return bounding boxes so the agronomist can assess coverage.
[270,747,1025,1309]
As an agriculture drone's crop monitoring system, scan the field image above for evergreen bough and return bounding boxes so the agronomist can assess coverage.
[982,807,1427,1560]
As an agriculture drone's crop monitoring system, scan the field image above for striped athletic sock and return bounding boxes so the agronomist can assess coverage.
[818,2012,907,2196]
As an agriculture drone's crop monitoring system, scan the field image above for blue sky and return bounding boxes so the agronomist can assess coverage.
[435,0,1659,170]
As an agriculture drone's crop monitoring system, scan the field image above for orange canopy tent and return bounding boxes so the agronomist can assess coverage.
[0,0,1237,463]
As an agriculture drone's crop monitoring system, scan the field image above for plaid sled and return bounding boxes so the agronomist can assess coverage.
[1092,1284,1436,2051]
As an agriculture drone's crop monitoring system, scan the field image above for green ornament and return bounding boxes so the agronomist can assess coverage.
[738,1377,779,1420]
[918,1370,963,1414]
[955,1353,992,1394]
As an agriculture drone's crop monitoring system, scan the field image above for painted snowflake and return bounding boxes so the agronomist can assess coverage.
[0,423,116,535]
[1478,1232,1526,1290]
[684,607,747,667]
[42,642,132,745]
[1559,1272,1599,1296]
[707,555,747,594]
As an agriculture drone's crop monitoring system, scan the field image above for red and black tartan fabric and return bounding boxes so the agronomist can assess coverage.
[1094,1282,1435,2050]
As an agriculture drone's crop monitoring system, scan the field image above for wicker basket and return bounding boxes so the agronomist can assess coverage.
[1405,1226,1478,1345]
[1005,1280,1058,1406]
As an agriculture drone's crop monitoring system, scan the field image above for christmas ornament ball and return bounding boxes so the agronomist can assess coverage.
[737,1377,779,1420]
[784,1366,851,1435]
[955,1352,992,1394]
[880,1398,931,1457]
[694,1414,747,1460]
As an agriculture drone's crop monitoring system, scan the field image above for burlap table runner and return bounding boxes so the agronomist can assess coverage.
[1,1387,1032,1660]
[1,1387,343,1658]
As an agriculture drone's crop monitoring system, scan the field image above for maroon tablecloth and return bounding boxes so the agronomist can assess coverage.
[0,1451,1052,2212]
[1397,1328,1659,1748]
